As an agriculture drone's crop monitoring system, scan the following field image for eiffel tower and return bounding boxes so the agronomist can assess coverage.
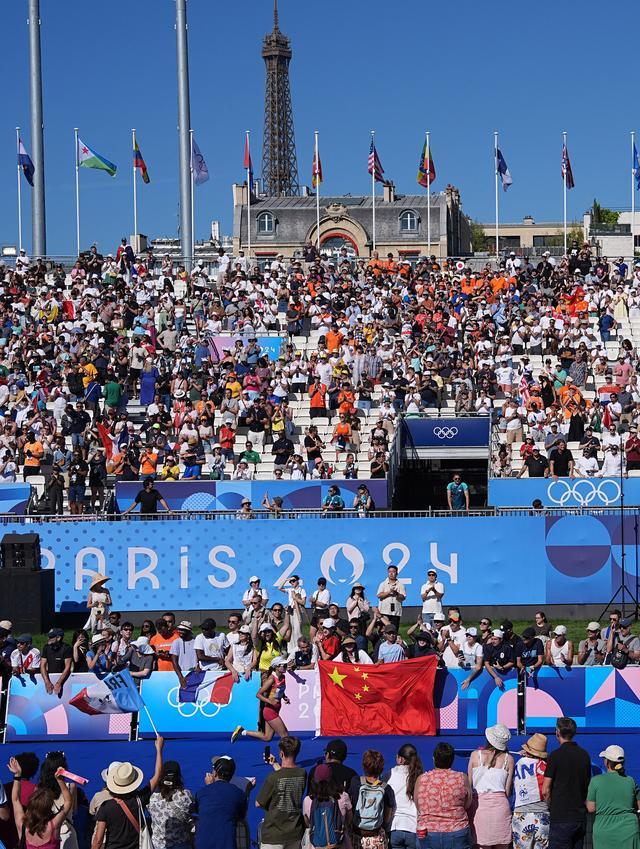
[261,0,300,196]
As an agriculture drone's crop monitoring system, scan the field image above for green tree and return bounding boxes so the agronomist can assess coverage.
[566,224,584,245]
[468,218,488,252]
[592,199,619,227]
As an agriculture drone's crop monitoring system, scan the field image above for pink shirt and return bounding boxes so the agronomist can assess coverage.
[415,769,469,835]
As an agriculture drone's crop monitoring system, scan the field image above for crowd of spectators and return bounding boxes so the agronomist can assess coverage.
[2,240,640,513]
[0,718,637,849]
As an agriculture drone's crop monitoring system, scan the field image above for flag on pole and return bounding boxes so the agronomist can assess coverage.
[319,656,437,736]
[96,423,114,459]
[634,143,640,192]
[496,149,512,191]
[191,136,209,185]
[133,141,150,184]
[312,148,323,188]
[18,139,35,187]
[70,669,143,716]
[243,135,254,193]
[77,138,117,177]
[562,143,575,190]
[417,139,436,188]
[368,139,384,183]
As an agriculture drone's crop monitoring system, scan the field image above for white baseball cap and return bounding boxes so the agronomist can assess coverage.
[587,622,601,632]
[322,618,336,629]
[599,744,624,763]
[249,575,260,583]
[465,627,478,637]
[492,629,505,638]
[554,625,567,636]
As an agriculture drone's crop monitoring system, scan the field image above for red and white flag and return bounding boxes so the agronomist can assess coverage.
[70,679,129,716]
[179,670,235,704]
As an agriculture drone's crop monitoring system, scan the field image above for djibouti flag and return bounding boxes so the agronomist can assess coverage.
[77,137,117,176]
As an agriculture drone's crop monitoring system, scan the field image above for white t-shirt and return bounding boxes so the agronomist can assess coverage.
[230,641,254,672]
[11,646,41,672]
[169,637,198,672]
[310,588,331,611]
[242,586,269,605]
[460,641,483,670]
[193,632,230,670]
[377,579,405,616]
[441,626,466,667]
[420,581,444,615]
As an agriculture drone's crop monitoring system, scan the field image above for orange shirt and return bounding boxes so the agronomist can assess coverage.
[326,330,344,352]
[150,632,179,671]
[140,451,158,476]
[24,441,44,467]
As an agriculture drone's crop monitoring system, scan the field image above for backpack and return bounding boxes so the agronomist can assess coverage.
[308,798,344,848]
[353,777,387,832]
[610,634,634,669]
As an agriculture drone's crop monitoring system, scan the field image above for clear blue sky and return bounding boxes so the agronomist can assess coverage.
[0,0,636,256]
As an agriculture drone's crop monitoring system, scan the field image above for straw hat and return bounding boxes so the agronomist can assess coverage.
[106,762,144,795]
[88,572,111,590]
[521,733,548,759]
[100,761,123,783]
[485,724,511,751]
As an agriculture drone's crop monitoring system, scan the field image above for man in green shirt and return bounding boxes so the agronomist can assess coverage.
[238,440,261,469]
[256,736,306,849]
[103,376,123,411]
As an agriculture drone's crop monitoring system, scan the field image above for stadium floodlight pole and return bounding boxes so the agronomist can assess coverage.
[632,131,636,261]
[74,127,80,257]
[426,130,431,255]
[176,0,193,270]
[563,130,568,256]
[28,0,46,257]
[494,131,499,260]
[314,130,320,250]
[371,130,376,252]
[132,128,138,239]
[16,128,23,254]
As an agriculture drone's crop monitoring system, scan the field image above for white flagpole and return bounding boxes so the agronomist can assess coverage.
[371,130,376,253]
[426,130,431,255]
[632,131,636,264]
[314,129,320,250]
[563,130,568,256]
[132,128,138,240]
[16,128,23,254]
[74,127,80,257]
[246,130,251,260]
[189,129,195,261]
[494,131,499,260]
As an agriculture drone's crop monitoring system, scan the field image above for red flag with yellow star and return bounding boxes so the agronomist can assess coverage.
[319,656,437,736]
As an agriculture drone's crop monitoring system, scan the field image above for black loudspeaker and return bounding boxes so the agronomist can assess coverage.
[0,569,55,633]
[1,532,41,570]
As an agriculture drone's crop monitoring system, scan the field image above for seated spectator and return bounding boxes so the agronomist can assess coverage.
[376,624,406,664]
[10,634,40,676]
[484,629,515,689]
[606,617,640,665]
[545,625,574,667]
[516,627,544,674]
[578,622,606,666]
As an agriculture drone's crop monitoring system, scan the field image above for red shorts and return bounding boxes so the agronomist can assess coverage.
[263,705,281,723]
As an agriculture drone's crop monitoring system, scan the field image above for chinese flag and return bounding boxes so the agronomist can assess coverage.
[319,656,437,736]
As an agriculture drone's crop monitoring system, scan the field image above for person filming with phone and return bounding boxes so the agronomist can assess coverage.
[376,565,406,632]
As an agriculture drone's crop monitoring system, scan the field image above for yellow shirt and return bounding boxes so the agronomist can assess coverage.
[258,638,283,672]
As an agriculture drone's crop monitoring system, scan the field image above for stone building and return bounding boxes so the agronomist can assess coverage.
[232,182,472,263]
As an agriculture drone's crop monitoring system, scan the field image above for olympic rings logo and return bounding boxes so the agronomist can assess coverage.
[433,427,459,439]
[166,685,232,718]
[546,479,621,507]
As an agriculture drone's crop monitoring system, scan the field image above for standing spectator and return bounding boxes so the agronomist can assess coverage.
[68,448,89,515]
[8,757,72,849]
[170,621,198,686]
[349,750,394,849]
[415,742,472,849]
[10,634,40,675]
[150,617,179,671]
[148,761,194,849]
[122,477,171,516]
[516,628,545,675]
[40,628,73,697]
[587,745,640,849]
[256,736,306,849]
[549,440,575,478]
[577,623,606,666]
[512,734,549,849]
[542,717,591,849]
[92,737,164,849]
[376,565,406,631]
[346,584,370,633]
[309,578,331,640]
[302,763,351,849]
[484,630,516,690]
[84,574,112,635]
[242,576,269,609]
[322,485,345,513]
[22,431,44,479]
[44,467,65,515]
[386,743,423,849]
[308,740,358,794]
[419,569,444,626]
[447,474,469,511]
[194,756,247,849]
[468,724,514,849]
[194,619,231,671]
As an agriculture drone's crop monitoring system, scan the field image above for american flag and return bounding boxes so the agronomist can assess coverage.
[368,138,385,183]
[562,143,575,190]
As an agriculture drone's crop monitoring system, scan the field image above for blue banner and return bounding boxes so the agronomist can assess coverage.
[114,479,388,513]
[0,482,31,514]
[489,477,630,508]
[403,417,490,447]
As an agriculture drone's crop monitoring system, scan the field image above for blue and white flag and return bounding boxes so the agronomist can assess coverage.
[18,139,35,187]
[496,148,512,191]
[634,143,640,191]
[191,135,210,185]
[70,668,144,715]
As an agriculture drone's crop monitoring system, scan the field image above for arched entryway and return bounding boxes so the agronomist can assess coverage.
[320,232,359,260]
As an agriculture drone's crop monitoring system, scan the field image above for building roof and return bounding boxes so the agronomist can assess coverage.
[249,193,444,210]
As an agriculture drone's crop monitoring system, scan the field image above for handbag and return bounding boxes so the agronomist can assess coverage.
[114,798,155,849]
